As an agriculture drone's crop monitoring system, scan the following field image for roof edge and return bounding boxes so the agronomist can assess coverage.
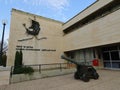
[12,8,64,24]
[63,0,98,25]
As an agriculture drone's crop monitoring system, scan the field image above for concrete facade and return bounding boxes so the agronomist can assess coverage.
[63,0,120,51]
[7,0,120,69]
[7,9,64,66]
[63,9,120,50]
[63,0,113,30]
[63,0,120,69]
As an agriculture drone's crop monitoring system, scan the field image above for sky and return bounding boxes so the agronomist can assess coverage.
[0,0,96,41]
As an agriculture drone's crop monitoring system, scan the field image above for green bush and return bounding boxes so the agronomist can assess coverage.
[13,66,24,74]
[14,51,22,67]
[13,66,34,75]
[19,50,23,66]
[2,54,7,67]
[13,50,34,75]
[22,66,34,75]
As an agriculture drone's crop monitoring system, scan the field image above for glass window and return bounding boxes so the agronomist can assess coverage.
[102,47,109,51]
[104,62,111,68]
[112,62,120,68]
[108,46,118,51]
[111,51,120,60]
[119,46,120,50]
[103,52,110,60]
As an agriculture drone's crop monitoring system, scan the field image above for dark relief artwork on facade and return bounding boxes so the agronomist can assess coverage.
[18,17,47,42]
[23,19,40,36]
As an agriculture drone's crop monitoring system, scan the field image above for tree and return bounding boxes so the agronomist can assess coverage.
[13,50,23,74]
[19,50,23,66]
[14,50,23,67]
[0,41,8,54]
[14,51,21,67]
[2,54,7,67]
[0,41,8,66]
[13,50,34,75]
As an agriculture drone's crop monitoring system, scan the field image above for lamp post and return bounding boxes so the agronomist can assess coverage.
[0,20,7,66]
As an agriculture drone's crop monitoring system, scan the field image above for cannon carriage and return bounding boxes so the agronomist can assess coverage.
[61,55,99,82]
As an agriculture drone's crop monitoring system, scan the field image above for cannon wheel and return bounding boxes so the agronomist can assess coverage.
[82,73,90,82]
[93,72,99,79]
[74,72,80,79]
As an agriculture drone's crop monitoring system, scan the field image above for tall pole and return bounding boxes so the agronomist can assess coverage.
[0,22,6,65]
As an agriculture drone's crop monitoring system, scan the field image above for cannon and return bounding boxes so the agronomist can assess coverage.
[61,55,99,82]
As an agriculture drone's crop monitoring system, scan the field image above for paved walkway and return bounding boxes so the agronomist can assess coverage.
[0,70,120,90]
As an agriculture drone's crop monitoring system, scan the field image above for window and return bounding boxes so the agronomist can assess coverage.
[111,51,120,60]
[103,52,110,60]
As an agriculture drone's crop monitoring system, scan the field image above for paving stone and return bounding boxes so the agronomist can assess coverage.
[0,70,120,90]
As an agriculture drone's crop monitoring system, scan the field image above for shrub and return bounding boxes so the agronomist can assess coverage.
[13,50,34,75]
[14,50,23,66]
[2,54,7,67]
[13,66,24,74]
[19,50,23,66]
[22,66,34,75]
[13,66,34,75]
[14,51,21,67]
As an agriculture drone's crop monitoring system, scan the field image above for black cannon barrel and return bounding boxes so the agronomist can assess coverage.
[61,55,81,65]
[61,55,99,82]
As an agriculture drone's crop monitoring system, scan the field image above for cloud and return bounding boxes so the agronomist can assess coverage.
[23,0,69,11]
[47,0,69,11]
[4,0,69,11]
[23,0,69,21]
[3,0,69,21]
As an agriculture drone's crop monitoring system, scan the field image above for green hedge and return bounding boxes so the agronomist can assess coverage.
[2,54,7,67]
[13,50,34,75]
[13,66,34,75]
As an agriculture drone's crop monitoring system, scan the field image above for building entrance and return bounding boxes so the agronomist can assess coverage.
[102,45,120,69]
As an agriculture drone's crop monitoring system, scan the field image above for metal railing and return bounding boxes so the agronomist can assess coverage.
[10,63,74,73]
[9,63,76,84]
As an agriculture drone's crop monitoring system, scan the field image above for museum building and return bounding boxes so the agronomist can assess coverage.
[7,0,120,69]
